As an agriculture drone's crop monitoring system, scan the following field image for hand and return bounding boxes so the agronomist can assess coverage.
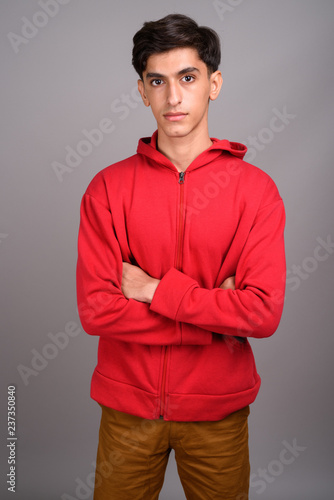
[121,262,160,303]
[219,275,235,290]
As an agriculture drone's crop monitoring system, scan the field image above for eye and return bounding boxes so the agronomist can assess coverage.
[151,79,163,86]
[182,75,195,83]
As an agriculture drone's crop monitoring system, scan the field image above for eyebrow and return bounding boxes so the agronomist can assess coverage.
[145,67,200,79]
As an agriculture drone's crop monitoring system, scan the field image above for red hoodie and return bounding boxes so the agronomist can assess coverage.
[76,130,286,421]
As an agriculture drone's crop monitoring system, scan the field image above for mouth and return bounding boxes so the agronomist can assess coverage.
[164,112,188,122]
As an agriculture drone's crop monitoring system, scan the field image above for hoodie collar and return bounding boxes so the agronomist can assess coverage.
[137,130,247,173]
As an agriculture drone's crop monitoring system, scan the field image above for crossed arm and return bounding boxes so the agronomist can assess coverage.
[77,186,285,342]
[121,262,235,303]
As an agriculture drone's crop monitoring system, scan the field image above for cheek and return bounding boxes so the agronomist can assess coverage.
[148,94,164,115]
[150,104,163,122]
[188,91,210,115]
[187,84,210,101]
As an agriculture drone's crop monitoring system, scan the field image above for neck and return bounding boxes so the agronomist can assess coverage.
[156,128,213,173]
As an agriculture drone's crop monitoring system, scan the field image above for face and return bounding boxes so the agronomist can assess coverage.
[138,47,222,141]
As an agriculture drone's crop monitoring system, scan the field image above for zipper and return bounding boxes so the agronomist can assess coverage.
[159,171,186,419]
[159,346,168,418]
[176,171,185,270]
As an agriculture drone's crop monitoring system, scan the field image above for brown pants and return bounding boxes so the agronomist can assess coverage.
[93,404,250,500]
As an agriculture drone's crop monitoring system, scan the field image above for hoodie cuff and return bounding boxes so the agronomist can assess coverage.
[150,268,212,345]
[150,268,195,319]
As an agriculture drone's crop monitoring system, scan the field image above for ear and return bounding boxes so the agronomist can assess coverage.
[209,70,223,101]
[138,79,150,107]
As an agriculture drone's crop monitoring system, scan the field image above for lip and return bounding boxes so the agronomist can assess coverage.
[164,113,188,122]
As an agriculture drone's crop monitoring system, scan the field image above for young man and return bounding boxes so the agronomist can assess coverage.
[76,14,286,500]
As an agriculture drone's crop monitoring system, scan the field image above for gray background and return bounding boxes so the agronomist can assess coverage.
[1,1,333,499]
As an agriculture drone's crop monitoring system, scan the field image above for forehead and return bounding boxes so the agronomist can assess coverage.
[144,47,205,75]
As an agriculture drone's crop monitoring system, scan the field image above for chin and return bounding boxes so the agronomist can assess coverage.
[165,130,189,139]
[162,125,191,138]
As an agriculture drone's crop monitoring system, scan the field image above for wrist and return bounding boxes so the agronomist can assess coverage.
[145,278,160,303]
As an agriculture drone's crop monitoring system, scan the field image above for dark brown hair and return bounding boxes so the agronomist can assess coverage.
[132,14,221,79]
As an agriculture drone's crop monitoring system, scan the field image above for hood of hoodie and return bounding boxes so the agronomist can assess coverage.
[137,130,247,172]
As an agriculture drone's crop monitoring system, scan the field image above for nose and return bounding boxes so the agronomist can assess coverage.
[167,81,182,107]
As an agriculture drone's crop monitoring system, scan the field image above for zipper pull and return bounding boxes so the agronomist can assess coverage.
[178,171,185,184]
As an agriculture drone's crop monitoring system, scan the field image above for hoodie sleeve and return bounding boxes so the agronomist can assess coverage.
[150,181,286,339]
[76,191,212,345]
